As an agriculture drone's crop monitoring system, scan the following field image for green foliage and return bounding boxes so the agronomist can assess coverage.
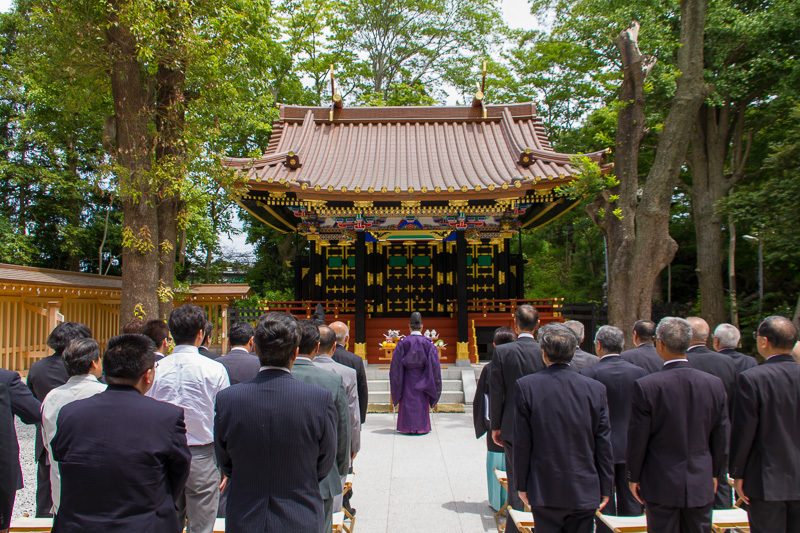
[519,209,606,302]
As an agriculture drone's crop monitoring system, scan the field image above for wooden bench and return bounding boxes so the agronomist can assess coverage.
[508,509,535,533]
[595,508,750,532]
[494,468,509,531]
[9,518,227,532]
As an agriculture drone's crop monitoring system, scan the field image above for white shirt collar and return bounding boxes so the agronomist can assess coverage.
[518,332,534,339]
[664,358,688,366]
[259,365,290,373]
[410,331,423,336]
[687,344,705,351]
[296,356,313,362]
[600,353,620,359]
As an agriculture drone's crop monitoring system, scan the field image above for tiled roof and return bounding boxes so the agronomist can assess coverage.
[0,264,122,289]
[224,103,608,195]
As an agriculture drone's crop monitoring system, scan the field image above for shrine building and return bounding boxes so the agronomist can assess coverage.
[224,101,610,365]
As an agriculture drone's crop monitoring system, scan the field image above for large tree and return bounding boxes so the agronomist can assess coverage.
[685,0,800,327]
[22,0,279,321]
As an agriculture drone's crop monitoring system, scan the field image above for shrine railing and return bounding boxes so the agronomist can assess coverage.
[228,300,360,324]
[450,298,564,317]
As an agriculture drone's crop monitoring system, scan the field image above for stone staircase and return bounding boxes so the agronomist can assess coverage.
[366,364,484,411]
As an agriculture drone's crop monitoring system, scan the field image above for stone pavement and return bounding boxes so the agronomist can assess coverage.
[353,410,498,533]
[14,409,500,532]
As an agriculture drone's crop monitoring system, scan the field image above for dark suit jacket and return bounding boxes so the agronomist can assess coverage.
[581,355,647,464]
[214,369,337,533]
[51,385,191,532]
[514,364,613,509]
[719,348,757,375]
[490,335,545,442]
[291,359,350,499]
[626,361,728,508]
[333,345,368,422]
[0,384,15,529]
[217,348,260,385]
[620,343,662,374]
[687,344,737,399]
[730,354,800,501]
[199,346,220,360]
[26,353,68,462]
[0,369,41,490]
[571,347,600,372]
[473,362,503,453]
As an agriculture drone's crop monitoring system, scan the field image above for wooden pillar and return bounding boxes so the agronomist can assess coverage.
[220,304,229,353]
[456,230,469,365]
[354,231,366,360]
[47,301,63,334]
[498,238,510,299]
[310,241,323,301]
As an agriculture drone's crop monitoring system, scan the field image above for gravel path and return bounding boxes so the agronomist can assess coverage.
[12,417,38,520]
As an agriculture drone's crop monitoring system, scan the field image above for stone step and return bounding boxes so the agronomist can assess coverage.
[367,379,463,392]
[368,390,465,405]
[365,367,463,381]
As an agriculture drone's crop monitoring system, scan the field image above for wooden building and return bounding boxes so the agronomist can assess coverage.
[225,102,610,364]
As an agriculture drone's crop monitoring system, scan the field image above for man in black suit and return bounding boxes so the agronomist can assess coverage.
[26,321,91,517]
[620,319,662,374]
[51,334,191,532]
[216,322,260,385]
[564,320,599,371]
[713,323,757,374]
[581,326,646,529]
[198,321,220,360]
[1,384,16,532]
[329,321,368,424]
[490,304,545,533]
[730,315,800,533]
[141,319,170,361]
[514,323,613,533]
[214,312,337,533]
[627,317,728,533]
[291,320,351,532]
[0,368,41,526]
[686,316,737,508]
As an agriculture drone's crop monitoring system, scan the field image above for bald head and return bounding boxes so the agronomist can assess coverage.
[756,315,799,357]
[686,317,710,345]
[329,321,349,345]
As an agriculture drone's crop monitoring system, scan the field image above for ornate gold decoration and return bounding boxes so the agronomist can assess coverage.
[437,272,443,285]
[448,199,468,207]
[315,273,321,285]
[354,343,367,359]
[447,272,453,284]
[302,268,309,279]
[498,271,506,284]
[456,342,470,359]
[354,200,373,209]
[367,272,374,285]
[270,191,287,198]
[401,200,420,208]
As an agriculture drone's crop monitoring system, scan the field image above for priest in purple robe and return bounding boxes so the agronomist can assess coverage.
[390,312,442,434]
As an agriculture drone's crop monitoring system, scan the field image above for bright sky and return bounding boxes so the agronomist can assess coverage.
[0,0,537,258]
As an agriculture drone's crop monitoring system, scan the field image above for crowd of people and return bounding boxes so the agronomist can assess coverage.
[1,301,798,533]
[478,305,800,533]
[0,305,367,533]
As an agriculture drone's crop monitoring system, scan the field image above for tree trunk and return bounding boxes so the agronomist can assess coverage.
[154,56,187,319]
[728,213,739,327]
[106,11,159,323]
[690,103,731,328]
[588,1,709,348]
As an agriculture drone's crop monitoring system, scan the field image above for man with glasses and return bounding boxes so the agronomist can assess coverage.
[731,316,800,533]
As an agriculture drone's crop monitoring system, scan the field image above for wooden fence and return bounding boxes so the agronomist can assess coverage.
[0,266,251,372]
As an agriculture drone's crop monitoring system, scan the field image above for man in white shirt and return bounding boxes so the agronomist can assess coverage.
[41,338,107,514]
[148,304,230,533]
